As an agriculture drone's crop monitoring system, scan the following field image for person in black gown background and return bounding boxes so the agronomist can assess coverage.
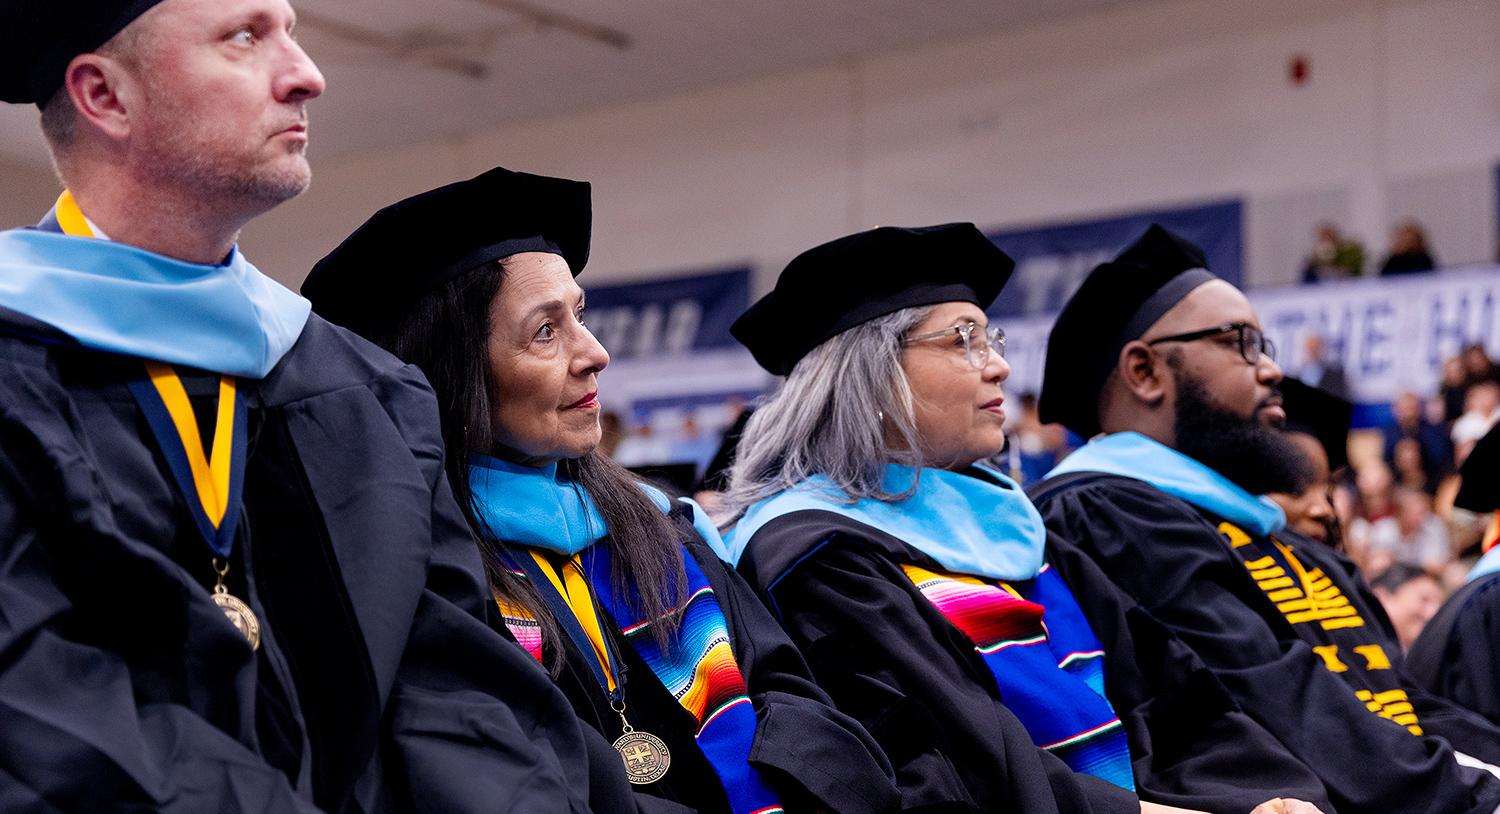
[1028,224,1500,814]
[1408,425,1500,726]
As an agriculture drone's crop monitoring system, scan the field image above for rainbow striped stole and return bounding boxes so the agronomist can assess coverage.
[500,546,784,814]
[902,563,1135,790]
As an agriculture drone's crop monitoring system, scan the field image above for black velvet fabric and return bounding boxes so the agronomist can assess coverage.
[303,165,591,340]
[731,223,1014,377]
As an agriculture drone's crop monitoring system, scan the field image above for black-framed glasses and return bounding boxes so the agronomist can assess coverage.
[1145,321,1275,365]
[904,322,1006,369]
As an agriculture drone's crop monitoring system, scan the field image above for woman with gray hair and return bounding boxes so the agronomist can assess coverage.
[716,224,1329,814]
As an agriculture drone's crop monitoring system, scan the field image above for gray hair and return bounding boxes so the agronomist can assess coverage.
[717,305,934,524]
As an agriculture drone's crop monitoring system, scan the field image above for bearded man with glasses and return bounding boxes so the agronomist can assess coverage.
[1028,225,1500,814]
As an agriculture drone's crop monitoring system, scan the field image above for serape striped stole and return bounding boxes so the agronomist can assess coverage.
[902,563,1135,790]
[501,545,784,814]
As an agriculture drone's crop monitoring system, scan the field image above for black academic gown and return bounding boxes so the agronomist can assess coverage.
[1408,572,1500,728]
[519,510,900,814]
[738,509,1154,814]
[0,310,612,813]
[1032,471,1500,814]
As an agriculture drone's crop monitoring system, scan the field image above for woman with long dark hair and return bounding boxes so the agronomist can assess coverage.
[302,166,896,814]
[716,224,1328,814]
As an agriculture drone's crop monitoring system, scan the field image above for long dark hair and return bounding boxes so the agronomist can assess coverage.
[374,259,685,666]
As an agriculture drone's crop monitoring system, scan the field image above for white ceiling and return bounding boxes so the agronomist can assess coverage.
[0,0,1138,168]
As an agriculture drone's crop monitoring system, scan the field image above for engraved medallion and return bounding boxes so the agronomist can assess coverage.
[213,586,261,651]
[613,729,671,784]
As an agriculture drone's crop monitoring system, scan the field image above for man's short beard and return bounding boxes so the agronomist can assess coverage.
[149,141,311,211]
[1173,372,1311,496]
[134,86,311,214]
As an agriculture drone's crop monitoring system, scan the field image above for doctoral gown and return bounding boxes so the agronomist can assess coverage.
[0,310,615,813]
[734,499,1330,813]
[500,508,900,814]
[1032,471,1500,814]
[1408,572,1500,728]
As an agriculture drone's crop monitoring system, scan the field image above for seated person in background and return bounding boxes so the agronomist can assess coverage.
[718,224,1326,814]
[1013,392,1070,485]
[1344,460,1397,570]
[1379,221,1437,276]
[1442,356,1474,423]
[304,167,899,814]
[1366,488,1453,574]
[1370,565,1445,652]
[1452,380,1500,465]
[1462,345,1500,388]
[1291,334,1347,400]
[1383,391,1453,479]
[1266,378,1352,548]
[1028,224,1500,814]
[1393,437,1443,496]
[1299,223,1364,283]
[1409,425,1500,727]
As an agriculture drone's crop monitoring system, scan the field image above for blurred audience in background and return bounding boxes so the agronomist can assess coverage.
[1381,392,1452,485]
[1294,333,1348,399]
[1366,487,1450,574]
[1370,564,1445,651]
[598,410,624,459]
[1301,222,1366,282]
[1378,221,1437,276]
[611,420,674,468]
[1007,392,1071,485]
[1453,380,1500,465]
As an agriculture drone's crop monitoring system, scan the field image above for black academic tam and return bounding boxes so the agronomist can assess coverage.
[304,165,592,340]
[1,0,166,105]
[733,223,1014,376]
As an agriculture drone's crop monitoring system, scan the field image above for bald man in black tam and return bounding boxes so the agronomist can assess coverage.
[1029,225,1500,814]
[0,1,615,811]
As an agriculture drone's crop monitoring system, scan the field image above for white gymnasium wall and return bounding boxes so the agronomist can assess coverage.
[0,157,59,230]
[3,0,1497,293]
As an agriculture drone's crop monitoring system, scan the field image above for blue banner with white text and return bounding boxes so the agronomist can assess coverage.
[585,267,750,360]
[995,266,1500,428]
[986,200,1243,317]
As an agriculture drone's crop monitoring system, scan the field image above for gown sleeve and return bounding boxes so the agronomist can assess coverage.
[1036,478,1500,814]
[0,362,322,813]
[690,537,902,814]
[748,530,1139,814]
[366,365,601,813]
[1410,575,1500,727]
[1045,534,1333,813]
[1405,576,1500,748]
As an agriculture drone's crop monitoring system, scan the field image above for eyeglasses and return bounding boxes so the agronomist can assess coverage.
[904,322,1006,369]
[1145,321,1276,365]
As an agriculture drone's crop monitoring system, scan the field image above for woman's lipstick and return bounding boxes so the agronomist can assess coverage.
[566,392,599,410]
